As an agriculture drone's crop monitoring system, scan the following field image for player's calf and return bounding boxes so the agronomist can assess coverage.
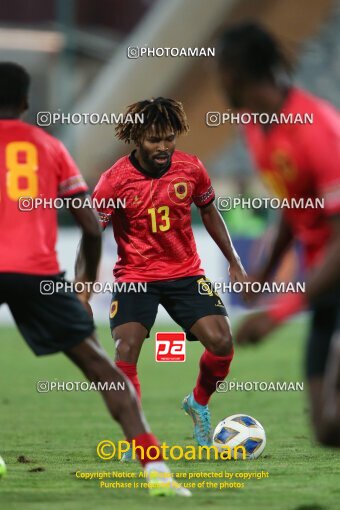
[65,338,191,495]
[112,323,147,399]
[65,336,147,438]
[190,316,234,407]
[183,316,234,446]
[308,376,340,448]
[319,333,340,447]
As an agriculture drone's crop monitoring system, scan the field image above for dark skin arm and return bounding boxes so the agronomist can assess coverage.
[236,215,340,345]
[255,213,294,283]
[71,194,102,307]
[199,201,247,284]
[305,215,340,301]
[245,213,293,303]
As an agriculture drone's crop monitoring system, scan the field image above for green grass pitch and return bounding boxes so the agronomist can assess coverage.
[1,319,340,510]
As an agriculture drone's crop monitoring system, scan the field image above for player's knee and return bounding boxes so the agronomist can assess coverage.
[115,338,139,363]
[205,328,233,356]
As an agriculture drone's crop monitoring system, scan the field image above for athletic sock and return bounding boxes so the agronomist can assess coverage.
[116,360,141,400]
[133,433,163,467]
[193,348,234,405]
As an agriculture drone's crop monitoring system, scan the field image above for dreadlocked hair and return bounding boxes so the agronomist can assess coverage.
[115,97,189,144]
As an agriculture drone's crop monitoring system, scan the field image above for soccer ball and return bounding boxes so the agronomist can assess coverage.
[213,414,266,459]
[0,456,7,478]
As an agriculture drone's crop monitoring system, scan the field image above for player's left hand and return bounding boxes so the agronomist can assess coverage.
[236,311,277,345]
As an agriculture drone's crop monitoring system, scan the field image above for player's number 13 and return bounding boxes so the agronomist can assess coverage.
[147,206,170,233]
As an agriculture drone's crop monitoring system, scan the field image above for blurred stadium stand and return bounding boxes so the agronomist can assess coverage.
[213,0,340,182]
[0,0,155,137]
[0,0,339,323]
[0,0,336,188]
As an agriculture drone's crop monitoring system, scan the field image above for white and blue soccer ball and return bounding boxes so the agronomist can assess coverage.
[213,414,266,459]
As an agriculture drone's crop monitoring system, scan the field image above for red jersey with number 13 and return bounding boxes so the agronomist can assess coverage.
[93,150,215,282]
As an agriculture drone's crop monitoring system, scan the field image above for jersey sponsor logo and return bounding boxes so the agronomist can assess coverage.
[155,332,186,362]
[110,300,118,319]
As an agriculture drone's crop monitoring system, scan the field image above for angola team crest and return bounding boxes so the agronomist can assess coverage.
[110,300,118,319]
[174,182,188,199]
[168,178,192,205]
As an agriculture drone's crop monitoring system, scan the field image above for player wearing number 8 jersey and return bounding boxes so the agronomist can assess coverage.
[85,97,248,453]
[0,63,192,496]
[0,116,87,275]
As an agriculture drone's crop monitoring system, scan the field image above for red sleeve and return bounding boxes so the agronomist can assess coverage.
[56,140,88,197]
[306,115,340,216]
[92,170,116,229]
[192,157,215,208]
[267,292,307,324]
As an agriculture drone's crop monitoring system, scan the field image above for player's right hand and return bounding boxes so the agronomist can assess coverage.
[74,278,93,317]
[79,297,94,318]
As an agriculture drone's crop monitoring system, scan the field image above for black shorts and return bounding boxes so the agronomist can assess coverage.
[306,290,340,378]
[109,275,228,341]
[0,273,95,356]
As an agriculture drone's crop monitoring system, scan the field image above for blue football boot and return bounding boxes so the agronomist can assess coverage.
[182,392,212,446]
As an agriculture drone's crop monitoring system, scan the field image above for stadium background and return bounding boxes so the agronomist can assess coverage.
[1,2,340,509]
[2,0,338,323]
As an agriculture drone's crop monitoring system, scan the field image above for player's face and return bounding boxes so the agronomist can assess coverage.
[219,68,247,109]
[138,128,176,173]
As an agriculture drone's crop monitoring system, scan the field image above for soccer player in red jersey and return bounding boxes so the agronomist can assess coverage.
[87,97,247,457]
[0,62,191,495]
[217,23,340,446]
